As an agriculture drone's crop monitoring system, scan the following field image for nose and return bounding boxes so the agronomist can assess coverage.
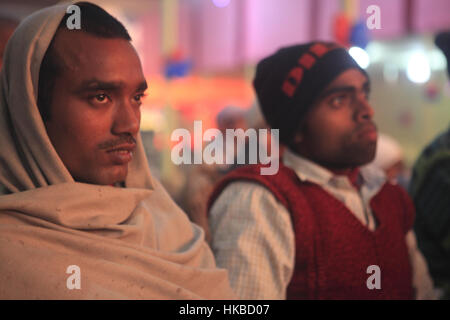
[112,99,140,137]
[354,95,374,123]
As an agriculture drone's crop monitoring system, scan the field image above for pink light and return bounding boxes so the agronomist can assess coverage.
[212,0,231,8]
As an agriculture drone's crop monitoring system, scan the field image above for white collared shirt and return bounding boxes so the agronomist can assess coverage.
[209,148,437,300]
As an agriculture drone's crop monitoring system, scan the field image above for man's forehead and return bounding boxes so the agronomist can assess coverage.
[328,68,369,88]
[52,29,141,71]
[77,78,148,92]
[51,29,145,85]
[313,68,369,103]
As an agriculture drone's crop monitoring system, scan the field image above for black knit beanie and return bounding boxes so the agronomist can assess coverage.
[253,42,367,144]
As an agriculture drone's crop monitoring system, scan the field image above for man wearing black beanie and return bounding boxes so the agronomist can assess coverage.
[208,41,435,299]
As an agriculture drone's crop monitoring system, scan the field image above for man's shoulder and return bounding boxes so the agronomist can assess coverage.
[216,163,300,195]
[410,127,450,196]
[420,128,450,160]
[209,163,304,212]
[221,162,295,181]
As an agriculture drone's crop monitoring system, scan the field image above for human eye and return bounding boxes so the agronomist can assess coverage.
[132,92,146,105]
[329,93,351,108]
[89,93,110,105]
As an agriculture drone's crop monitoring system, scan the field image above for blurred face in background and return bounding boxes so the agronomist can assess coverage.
[0,20,18,69]
[216,108,248,163]
[292,69,377,170]
[43,29,147,185]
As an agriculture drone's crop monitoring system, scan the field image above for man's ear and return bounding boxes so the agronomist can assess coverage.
[293,119,307,144]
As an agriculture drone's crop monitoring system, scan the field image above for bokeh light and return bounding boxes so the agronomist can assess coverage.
[349,46,371,69]
[406,52,431,84]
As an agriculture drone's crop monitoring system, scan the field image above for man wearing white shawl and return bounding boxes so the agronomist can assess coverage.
[0,2,235,299]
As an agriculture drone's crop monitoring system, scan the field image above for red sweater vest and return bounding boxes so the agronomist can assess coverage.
[208,163,415,299]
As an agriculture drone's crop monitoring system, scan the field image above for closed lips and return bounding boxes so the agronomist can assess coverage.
[106,144,136,153]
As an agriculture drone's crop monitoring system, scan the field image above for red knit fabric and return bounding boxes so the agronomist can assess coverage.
[208,163,415,300]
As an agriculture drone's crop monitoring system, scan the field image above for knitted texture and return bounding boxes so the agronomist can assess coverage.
[209,163,415,299]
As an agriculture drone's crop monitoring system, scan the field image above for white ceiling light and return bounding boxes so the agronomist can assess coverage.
[349,46,371,69]
[406,52,431,84]
[429,49,447,71]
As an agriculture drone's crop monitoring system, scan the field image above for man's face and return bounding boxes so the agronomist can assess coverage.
[293,69,377,169]
[44,29,147,185]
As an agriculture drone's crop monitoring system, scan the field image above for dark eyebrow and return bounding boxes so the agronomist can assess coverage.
[75,79,148,93]
[137,81,148,92]
[320,80,371,98]
[320,86,356,98]
[76,80,122,93]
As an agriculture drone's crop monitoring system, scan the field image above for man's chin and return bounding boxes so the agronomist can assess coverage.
[333,146,376,168]
[353,150,376,167]
[74,165,128,186]
[105,166,128,185]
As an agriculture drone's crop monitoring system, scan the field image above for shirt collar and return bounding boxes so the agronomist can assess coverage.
[282,148,386,191]
[283,148,334,186]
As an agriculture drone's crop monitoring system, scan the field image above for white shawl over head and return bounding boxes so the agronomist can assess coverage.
[0,2,234,300]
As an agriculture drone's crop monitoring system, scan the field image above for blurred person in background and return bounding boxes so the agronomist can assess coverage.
[0,14,19,69]
[181,106,248,243]
[208,42,435,300]
[409,31,450,300]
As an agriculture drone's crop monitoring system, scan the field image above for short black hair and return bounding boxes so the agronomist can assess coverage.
[37,2,132,121]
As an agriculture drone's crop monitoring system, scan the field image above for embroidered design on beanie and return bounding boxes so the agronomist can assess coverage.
[298,53,316,69]
[309,42,332,57]
[282,68,304,97]
[281,43,341,97]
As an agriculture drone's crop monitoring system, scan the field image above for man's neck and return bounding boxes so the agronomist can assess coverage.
[328,167,361,189]
[292,150,361,188]
[328,167,354,176]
